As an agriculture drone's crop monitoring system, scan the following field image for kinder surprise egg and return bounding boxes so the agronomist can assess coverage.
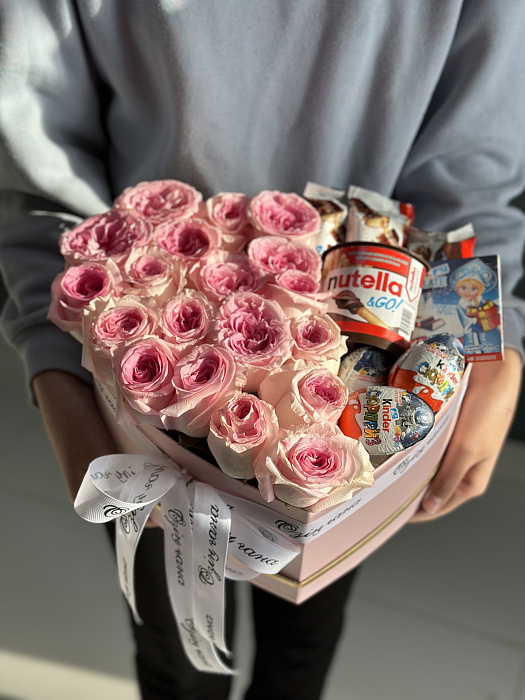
[338,346,389,393]
[338,386,434,455]
[388,333,465,412]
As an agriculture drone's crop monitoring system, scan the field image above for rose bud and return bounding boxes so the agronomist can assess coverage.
[214,292,293,392]
[254,422,374,510]
[159,290,217,353]
[122,245,185,304]
[155,217,220,265]
[260,270,330,318]
[82,296,159,387]
[205,192,254,253]
[113,338,178,428]
[207,392,279,480]
[288,313,348,375]
[259,366,349,429]
[59,210,151,265]
[114,179,203,225]
[48,260,122,337]
[161,344,246,437]
[249,190,321,246]
[191,254,264,304]
[247,235,322,280]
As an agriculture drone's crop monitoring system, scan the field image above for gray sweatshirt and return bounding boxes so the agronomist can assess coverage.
[1,1,524,388]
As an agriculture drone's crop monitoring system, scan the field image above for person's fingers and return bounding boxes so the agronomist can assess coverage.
[420,441,478,516]
[411,458,490,522]
[410,348,522,522]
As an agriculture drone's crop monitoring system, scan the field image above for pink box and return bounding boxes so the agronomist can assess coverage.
[95,370,468,604]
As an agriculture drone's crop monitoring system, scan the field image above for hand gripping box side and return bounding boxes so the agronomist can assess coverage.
[94,368,469,604]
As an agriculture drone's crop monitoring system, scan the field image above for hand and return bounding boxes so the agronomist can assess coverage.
[411,347,522,522]
[33,370,161,527]
[33,370,119,502]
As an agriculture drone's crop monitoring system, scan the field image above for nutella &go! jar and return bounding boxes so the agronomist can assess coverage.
[322,242,428,353]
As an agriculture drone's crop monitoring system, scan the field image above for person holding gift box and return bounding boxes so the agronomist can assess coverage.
[1,3,524,700]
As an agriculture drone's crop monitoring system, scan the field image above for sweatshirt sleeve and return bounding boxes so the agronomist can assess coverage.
[393,0,525,356]
[0,2,112,390]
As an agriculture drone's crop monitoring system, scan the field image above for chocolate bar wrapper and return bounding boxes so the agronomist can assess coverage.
[303,181,348,255]
[345,185,413,248]
[405,223,476,262]
[412,256,503,362]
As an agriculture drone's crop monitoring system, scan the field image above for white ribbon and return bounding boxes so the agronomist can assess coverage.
[74,453,301,674]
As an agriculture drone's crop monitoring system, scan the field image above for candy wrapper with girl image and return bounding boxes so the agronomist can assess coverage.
[413,255,503,362]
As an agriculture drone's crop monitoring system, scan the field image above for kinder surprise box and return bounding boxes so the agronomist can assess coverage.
[91,370,469,605]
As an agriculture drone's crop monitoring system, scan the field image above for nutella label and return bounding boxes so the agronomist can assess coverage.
[322,243,427,347]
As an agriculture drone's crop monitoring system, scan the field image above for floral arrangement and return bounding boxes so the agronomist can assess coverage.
[48,180,375,510]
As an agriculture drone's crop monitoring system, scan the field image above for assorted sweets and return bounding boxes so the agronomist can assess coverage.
[48,178,499,511]
[305,183,474,451]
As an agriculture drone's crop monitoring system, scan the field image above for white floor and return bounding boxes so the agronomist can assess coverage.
[1,333,524,700]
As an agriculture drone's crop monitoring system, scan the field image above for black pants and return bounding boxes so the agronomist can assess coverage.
[106,524,358,700]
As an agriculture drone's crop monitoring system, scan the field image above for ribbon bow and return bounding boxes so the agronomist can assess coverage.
[74,453,300,674]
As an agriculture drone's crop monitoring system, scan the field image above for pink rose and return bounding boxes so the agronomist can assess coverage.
[247,236,322,280]
[191,254,263,303]
[161,345,246,437]
[122,245,185,304]
[215,292,293,392]
[254,423,374,509]
[114,179,203,225]
[206,192,254,253]
[155,217,219,264]
[82,297,159,386]
[60,211,151,265]
[160,291,217,352]
[249,191,321,245]
[207,392,279,479]
[261,270,330,318]
[259,366,349,429]
[48,260,121,336]
[289,314,348,374]
[113,338,178,427]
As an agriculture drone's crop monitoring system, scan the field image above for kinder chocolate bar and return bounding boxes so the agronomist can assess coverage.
[417,316,445,331]
[322,242,428,353]
[339,386,434,455]
[338,346,389,393]
[405,224,476,262]
[345,185,413,247]
[413,255,503,362]
[303,181,348,255]
[388,333,465,412]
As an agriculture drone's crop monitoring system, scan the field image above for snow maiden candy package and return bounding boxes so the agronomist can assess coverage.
[413,256,503,362]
